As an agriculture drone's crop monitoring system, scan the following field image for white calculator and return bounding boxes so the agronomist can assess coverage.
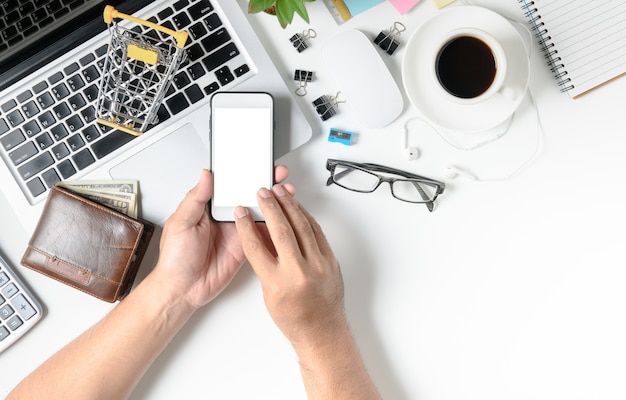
[0,254,43,353]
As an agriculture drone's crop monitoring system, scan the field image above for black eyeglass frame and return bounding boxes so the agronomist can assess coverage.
[325,158,446,212]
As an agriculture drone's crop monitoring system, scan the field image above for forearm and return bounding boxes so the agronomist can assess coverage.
[294,324,381,400]
[7,270,195,400]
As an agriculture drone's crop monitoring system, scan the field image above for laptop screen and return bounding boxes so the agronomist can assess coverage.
[0,0,151,91]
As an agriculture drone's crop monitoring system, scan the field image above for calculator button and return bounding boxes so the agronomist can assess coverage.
[0,272,8,286]
[11,294,37,320]
[0,255,42,353]
[0,326,10,341]
[7,315,23,331]
[0,304,14,320]
[2,282,18,298]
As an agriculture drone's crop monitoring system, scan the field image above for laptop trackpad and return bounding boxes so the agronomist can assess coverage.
[109,124,209,225]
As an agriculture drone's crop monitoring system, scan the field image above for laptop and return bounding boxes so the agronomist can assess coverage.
[0,0,313,232]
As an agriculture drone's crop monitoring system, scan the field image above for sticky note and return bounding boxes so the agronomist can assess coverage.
[432,0,456,8]
[343,0,384,16]
[388,0,420,15]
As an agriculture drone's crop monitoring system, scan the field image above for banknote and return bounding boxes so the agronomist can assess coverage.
[57,180,139,218]
[56,180,138,194]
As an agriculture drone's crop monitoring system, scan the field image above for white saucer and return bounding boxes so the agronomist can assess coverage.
[402,6,530,134]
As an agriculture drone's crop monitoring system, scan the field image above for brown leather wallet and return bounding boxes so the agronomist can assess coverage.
[21,185,154,302]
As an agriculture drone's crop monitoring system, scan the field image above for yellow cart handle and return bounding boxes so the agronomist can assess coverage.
[103,5,188,48]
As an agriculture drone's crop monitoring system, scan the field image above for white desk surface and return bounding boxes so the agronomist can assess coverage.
[2,1,626,399]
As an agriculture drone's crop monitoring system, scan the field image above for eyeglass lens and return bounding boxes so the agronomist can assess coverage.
[391,180,438,202]
[333,165,380,192]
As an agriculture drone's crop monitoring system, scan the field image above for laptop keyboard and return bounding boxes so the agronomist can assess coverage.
[0,0,81,52]
[0,0,253,204]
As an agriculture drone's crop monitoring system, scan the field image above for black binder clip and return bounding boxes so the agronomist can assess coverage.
[312,92,345,121]
[374,22,405,55]
[290,29,317,52]
[294,69,314,96]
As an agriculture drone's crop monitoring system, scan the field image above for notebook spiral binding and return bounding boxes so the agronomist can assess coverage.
[518,0,575,93]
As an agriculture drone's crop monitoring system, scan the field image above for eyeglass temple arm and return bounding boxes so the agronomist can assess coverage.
[330,167,353,181]
[411,181,435,212]
[359,162,442,184]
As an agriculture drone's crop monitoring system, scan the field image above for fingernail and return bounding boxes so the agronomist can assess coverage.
[235,206,248,219]
[258,188,272,199]
[272,184,286,197]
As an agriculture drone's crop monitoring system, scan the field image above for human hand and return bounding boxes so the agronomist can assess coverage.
[234,185,347,347]
[154,167,292,309]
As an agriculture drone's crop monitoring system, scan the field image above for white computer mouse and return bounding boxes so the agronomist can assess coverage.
[322,29,404,129]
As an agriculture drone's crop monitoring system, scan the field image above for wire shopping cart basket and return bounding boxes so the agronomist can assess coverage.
[96,5,188,136]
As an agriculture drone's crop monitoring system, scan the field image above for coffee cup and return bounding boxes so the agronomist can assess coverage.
[432,28,513,104]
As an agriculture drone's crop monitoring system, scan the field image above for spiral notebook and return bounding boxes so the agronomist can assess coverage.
[520,0,626,98]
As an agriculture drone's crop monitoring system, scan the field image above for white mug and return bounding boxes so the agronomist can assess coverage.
[432,28,514,105]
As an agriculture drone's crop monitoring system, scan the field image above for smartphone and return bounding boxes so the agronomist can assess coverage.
[210,92,274,221]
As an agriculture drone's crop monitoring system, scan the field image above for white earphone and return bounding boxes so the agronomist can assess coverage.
[443,165,478,181]
[402,126,420,161]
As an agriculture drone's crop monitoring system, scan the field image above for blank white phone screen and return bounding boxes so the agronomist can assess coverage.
[212,107,272,208]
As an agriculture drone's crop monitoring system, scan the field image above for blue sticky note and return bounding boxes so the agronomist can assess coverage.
[343,0,385,16]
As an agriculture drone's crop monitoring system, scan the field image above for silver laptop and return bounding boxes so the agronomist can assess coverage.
[0,0,312,231]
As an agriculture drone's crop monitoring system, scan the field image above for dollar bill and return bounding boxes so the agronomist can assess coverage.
[56,180,138,195]
[57,180,139,218]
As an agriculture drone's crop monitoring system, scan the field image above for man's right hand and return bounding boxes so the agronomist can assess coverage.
[233,184,347,346]
[234,184,381,400]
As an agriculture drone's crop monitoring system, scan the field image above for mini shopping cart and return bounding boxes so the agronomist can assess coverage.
[96,5,188,136]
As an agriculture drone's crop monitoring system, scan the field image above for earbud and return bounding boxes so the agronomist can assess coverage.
[444,165,478,181]
[404,146,420,161]
[402,128,420,161]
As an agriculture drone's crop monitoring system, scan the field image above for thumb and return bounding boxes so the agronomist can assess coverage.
[171,169,214,227]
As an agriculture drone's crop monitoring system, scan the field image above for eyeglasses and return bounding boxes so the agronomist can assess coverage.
[325,159,445,212]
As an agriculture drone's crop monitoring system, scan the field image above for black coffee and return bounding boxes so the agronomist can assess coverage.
[435,36,497,99]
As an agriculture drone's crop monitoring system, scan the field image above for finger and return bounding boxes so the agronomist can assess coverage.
[297,203,336,263]
[274,165,289,184]
[169,169,213,228]
[283,182,296,196]
[273,165,295,195]
[270,185,321,260]
[234,206,276,278]
[256,187,303,263]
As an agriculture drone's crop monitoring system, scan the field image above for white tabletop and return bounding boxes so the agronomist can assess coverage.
[2,1,626,399]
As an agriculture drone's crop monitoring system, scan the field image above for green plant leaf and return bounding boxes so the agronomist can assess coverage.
[275,0,295,28]
[292,0,310,23]
[248,0,276,14]
[249,0,315,28]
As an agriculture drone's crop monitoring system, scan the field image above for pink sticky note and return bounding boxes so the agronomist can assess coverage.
[388,0,420,15]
